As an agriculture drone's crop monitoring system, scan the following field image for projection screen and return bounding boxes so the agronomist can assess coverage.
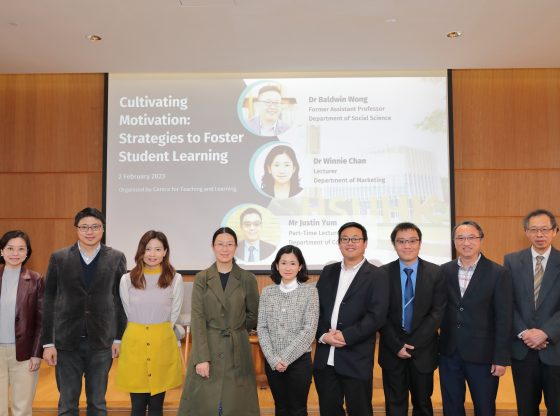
[105,72,452,272]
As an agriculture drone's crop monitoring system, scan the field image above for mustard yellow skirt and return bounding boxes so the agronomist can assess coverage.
[116,322,182,395]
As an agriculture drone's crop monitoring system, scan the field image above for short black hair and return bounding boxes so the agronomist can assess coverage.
[338,222,368,242]
[212,227,238,246]
[452,220,484,239]
[0,230,32,266]
[239,207,262,224]
[390,222,422,244]
[257,84,282,98]
[270,245,308,284]
[74,207,105,227]
[523,209,558,231]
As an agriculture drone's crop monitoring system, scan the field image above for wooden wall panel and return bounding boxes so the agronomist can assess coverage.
[0,74,105,172]
[0,74,104,273]
[0,173,102,218]
[452,68,560,265]
[454,170,560,217]
[453,69,560,170]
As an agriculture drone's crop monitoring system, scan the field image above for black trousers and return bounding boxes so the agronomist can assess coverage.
[439,351,498,416]
[130,392,165,416]
[265,352,313,416]
[381,359,434,416]
[313,365,373,416]
[512,349,560,416]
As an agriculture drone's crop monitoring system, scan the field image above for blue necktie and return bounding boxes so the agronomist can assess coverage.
[403,268,414,333]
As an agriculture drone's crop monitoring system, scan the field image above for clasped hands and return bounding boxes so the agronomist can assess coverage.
[323,329,346,347]
[521,328,549,350]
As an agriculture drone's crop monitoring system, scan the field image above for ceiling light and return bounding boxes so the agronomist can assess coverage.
[446,31,462,39]
[87,34,102,42]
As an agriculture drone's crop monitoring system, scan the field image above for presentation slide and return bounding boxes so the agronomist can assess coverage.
[106,72,452,272]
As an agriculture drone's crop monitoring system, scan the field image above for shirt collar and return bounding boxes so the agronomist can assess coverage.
[77,241,101,258]
[342,257,366,271]
[457,253,481,269]
[531,245,551,260]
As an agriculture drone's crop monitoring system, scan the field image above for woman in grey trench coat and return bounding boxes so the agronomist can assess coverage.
[178,227,260,416]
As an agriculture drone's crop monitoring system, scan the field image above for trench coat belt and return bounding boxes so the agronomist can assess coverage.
[209,325,245,385]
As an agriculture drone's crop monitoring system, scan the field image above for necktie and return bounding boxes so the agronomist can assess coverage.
[534,255,544,305]
[403,268,414,333]
[248,246,256,262]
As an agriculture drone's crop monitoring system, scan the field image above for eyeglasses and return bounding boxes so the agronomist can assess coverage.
[339,237,364,244]
[214,242,236,249]
[242,221,262,228]
[2,246,27,254]
[395,238,420,246]
[454,236,482,243]
[257,100,282,107]
[526,227,555,235]
[76,224,103,233]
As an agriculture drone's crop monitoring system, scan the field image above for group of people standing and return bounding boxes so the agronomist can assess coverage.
[0,207,559,416]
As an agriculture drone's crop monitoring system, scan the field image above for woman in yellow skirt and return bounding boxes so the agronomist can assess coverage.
[116,230,184,415]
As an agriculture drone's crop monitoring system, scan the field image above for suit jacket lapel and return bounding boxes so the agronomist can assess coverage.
[206,264,227,308]
[449,260,462,302]
[411,259,428,328]
[389,261,404,319]
[461,255,487,300]
[342,261,369,302]
[70,244,87,290]
[537,247,560,308]
[519,248,535,304]
[224,265,242,300]
[88,245,107,290]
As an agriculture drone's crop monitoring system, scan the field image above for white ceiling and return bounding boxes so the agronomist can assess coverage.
[1,0,559,74]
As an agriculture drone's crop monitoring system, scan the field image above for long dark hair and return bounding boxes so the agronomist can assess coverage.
[130,230,175,289]
[270,245,309,284]
[261,145,302,197]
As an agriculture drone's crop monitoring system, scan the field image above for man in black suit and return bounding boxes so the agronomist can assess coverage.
[42,207,127,415]
[313,222,389,416]
[379,222,446,416]
[438,220,512,416]
[235,207,276,262]
[504,208,560,416]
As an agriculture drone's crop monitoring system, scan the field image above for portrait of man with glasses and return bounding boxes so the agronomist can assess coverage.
[438,220,512,416]
[41,207,127,415]
[246,84,291,137]
[235,207,276,262]
[504,208,560,416]
[313,221,389,416]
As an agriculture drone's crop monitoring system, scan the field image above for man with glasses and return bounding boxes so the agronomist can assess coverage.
[378,222,446,416]
[313,222,389,416]
[247,84,290,137]
[42,207,127,415]
[236,207,276,262]
[504,208,560,416]
[439,220,512,416]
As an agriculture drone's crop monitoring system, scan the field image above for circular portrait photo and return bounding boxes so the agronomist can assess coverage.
[223,205,279,263]
[251,143,303,199]
[239,82,297,137]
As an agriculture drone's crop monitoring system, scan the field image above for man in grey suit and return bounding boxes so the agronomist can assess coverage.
[504,208,560,416]
[42,207,127,415]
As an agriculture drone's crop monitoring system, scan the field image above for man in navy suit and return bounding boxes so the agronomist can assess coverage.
[313,222,389,416]
[379,222,446,416]
[439,220,512,416]
[504,208,560,416]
